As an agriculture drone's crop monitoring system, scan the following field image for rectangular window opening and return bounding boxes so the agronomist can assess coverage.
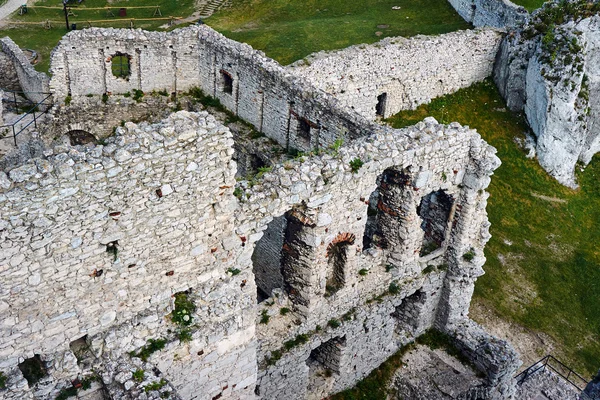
[376,93,387,117]
[221,70,233,94]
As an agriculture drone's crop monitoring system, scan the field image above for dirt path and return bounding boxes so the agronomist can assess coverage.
[470,299,559,372]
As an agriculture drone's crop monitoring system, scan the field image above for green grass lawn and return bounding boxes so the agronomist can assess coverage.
[206,0,471,65]
[0,0,196,72]
[509,0,546,12]
[386,79,600,377]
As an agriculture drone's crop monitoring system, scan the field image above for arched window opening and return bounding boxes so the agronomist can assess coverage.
[325,233,355,296]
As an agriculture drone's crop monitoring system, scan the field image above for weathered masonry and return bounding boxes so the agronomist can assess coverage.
[288,29,504,120]
[1,24,520,400]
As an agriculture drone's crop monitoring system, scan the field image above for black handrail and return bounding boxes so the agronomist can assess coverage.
[1,93,53,146]
[515,355,589,392]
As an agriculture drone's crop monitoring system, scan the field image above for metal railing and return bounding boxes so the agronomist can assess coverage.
[1,91,53,146]
[515,355,589,393]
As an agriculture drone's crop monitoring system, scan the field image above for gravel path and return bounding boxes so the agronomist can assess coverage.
[0,0,24,27]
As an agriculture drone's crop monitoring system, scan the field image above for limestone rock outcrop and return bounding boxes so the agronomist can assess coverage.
[494,0,600,188]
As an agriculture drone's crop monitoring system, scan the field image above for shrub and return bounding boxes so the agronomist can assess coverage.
[388,281,400,295]
[260,310,270,324]
[132,338,167,362]
[350,158,364,173]
[327,319,340,329]
[132,89,144,102]
[177,328,192,343]
[359,268,369,276]
[280,307,290,315]
[144,379,167,393]
[463,249,476,262]
[133,369,145,382]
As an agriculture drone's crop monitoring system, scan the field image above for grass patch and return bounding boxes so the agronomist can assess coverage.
[133,369,145,383]
[386,78,600,377]
[0,0,196,73]
[509,0,545,12]
[130,338,167,362]
[206,0,470,65]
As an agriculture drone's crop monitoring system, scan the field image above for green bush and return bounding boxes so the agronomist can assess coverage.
[349,158,364,173]
[327,319,340,329]
[260,310,270,324]
[133,369,145,382]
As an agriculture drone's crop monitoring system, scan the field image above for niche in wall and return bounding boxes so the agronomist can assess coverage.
[18,355,47,387]
[220,70,233,94]
[376,92,387,117]
[325,233,355,296]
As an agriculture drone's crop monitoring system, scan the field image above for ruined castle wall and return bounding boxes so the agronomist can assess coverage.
[447,319,521,399]
[194,27,371,152]
[50,26,373,153]
[237,117,503,398]
[49,28,201,99]
[0,48,20,92]
[0,111,257,399]
[0,37,50,104]
[447,0,528,28]
[287,29,503,120]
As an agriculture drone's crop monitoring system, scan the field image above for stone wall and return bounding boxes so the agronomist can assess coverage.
[0,23,525,400]
[238,117,512,399]
[287,29,503,120]
[0,48,20,91]
[447,0,528,28]
[0,111,256,400]
[50,26,370,154]
[494,3,600,188]
[0,37,50,104]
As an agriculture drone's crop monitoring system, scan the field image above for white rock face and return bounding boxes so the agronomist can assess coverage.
[495,6,600,188]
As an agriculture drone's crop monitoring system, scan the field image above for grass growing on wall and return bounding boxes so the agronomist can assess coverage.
[386,79,600,377]
[0,0,196,73]
[206,0,471,66]
[508,0,546,13]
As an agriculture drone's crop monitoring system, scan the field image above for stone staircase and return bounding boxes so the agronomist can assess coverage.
[197,0,232,18]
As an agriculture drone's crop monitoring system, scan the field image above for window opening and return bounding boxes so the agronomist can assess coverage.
[325,233,355,296]
[252,216,287,303]
[376,93,387,117]
[111,53,131,79]
[298,118,311,140]
[417,190,453,257]
[221,70,233,94]
[18,355,47,387]
[391,289,427,339]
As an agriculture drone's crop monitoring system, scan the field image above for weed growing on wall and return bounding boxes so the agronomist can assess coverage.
[170,292,196,326]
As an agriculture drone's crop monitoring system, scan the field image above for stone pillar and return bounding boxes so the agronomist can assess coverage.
[281,206,319,316]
